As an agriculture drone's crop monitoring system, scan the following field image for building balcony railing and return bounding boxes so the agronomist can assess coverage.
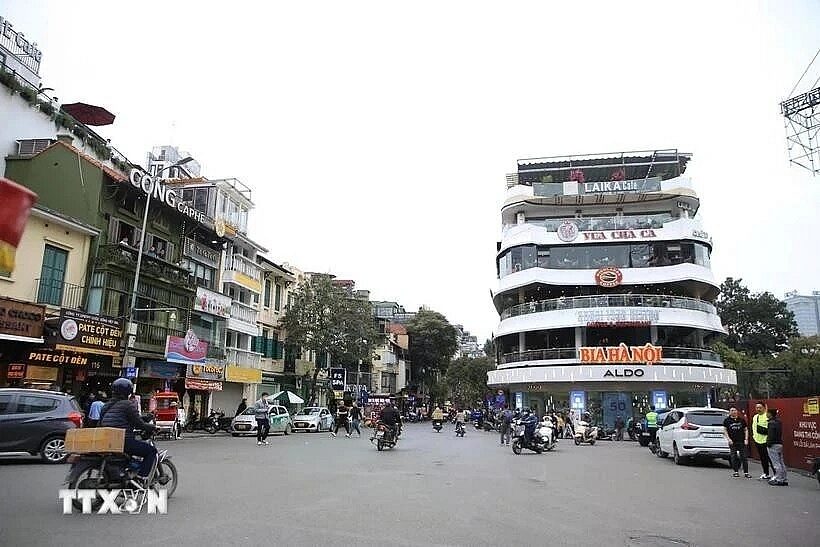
[95,244,195,290]
[226,254,262,282]
[135,323,185,351]
[503,213,677,234]
[226,347,262,369]
[34,279,85,309]
[500,294,717,320]
[230,301,258,325]
[498,346,722,365]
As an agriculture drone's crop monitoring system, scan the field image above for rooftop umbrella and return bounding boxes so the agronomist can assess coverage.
[60,102,116,126]
[269,390,305,404]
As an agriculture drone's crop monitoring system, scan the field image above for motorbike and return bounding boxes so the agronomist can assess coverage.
[537,420,557,451]
[371,421,398,451]
[628,421,641,441]
[64,429,178,512]
[455,422,466,437]
[573,420,598,445]
[597,426,616,441]
[432,420,443,433]
[511,420,546,454]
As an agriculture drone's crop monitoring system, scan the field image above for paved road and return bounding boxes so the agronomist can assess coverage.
[0,424,817,546]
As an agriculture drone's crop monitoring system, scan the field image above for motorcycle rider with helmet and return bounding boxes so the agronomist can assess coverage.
[521,408,538,445]
[379,402,402,440]
[99,378,158,484]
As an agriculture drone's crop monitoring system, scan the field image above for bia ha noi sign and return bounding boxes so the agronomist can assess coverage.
[579,343,663,365]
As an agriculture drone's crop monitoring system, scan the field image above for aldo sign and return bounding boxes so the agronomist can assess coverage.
[129,169,205,223]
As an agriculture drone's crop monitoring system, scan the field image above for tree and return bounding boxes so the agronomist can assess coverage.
[445,356,496,408]
[280,275,378,403]
[483,338,496,361]
[407,309,458,390]
[768,336,820,397]
[716,277,798,356]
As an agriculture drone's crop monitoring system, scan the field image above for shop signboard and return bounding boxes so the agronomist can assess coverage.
[139,361,185,379]
[164,330,208,365]
[124,367,138,379]
[7,363,26,379]
[225,366,262,384]
[0,297,45,341]
[651,391,668,409]
[193,287,231,319]
[184,378,223,391]
[570,391,586,411]
[25,365,58,381]
[579,343,663,365]
[330,368,346,392]
[27,349,96,366]
[745,396,820,472]
[580,177,661,195]
[186,362,225,381]
[47,309,122,357]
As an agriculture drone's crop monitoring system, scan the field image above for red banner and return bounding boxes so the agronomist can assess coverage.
[745,396,820,471]
[184,378,222,391]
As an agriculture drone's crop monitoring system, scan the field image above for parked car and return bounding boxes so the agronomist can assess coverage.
[231,405,292,436]
[291,406,334,432]
[656,407,730,465]
[0,388,84,463]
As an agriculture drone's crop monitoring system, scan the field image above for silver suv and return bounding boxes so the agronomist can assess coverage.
[0,389,84,463]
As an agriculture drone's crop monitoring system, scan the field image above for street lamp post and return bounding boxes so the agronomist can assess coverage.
[122,157,194,368]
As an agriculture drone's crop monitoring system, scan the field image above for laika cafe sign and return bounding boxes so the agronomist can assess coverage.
[129,169,205,223]
[579,343,663,365]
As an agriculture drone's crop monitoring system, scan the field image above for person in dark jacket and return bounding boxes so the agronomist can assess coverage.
[765,408,788,486]
[99,378,157,483]
[236,398,248,416]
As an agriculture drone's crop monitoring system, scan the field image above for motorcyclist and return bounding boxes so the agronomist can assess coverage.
[455,408,467,432]
[379,402,402,440]
[99,378,158,484]
[521,408,538,444]
[431,406,444,428]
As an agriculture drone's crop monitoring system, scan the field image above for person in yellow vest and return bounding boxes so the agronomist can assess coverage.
[751,401,771,480]
[645,405,659,442]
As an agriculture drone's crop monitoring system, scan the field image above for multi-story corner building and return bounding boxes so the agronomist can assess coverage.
[488,149,736,425]
[784,291,820,337]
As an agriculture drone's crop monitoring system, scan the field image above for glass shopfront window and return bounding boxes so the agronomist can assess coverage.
[498,241,711,277]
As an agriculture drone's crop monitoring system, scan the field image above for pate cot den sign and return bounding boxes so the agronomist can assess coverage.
[48,309,122,357]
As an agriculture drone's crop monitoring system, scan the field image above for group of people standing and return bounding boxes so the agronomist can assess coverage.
[330,401,364,438]
[723,402,788,486]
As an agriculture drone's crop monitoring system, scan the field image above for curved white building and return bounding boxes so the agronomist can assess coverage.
[488,149,736,425]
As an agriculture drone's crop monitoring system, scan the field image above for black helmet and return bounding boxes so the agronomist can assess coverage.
[111,378,134,399]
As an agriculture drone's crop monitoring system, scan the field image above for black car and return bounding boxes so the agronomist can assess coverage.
[0,388,84,463]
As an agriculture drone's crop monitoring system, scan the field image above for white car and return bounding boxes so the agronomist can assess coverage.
[656,407,730,465]
[291,406,334,432]
[231,405,293,436]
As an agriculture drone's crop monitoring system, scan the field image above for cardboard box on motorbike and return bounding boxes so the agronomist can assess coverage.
[65,427,125,453]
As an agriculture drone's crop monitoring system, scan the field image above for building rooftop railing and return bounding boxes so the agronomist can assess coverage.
[500,294,717,320]
[498,346,722,365]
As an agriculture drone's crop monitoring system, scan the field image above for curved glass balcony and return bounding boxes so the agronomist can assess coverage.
[498,346,722,365]
[500,294,716,320]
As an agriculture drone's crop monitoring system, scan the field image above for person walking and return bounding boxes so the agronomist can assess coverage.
[751,401,771,480]
[254,393,271,446]
[499,405,514,445]
[332,402,350,438]
[766,408,788,486]
[614,415,625,441]
[236,398,248,416]
[349,402,363,437]
[723,406,750,478]
[87,393,105,427]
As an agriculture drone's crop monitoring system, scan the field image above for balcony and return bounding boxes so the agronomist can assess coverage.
[227,301,259,336]
[226,347,262,369]
[134,323,185,352]
[222,254,263,293]
[498,346,722,366]
[501,294,717,320]
[95,244,195,290]
[34,279,85,309]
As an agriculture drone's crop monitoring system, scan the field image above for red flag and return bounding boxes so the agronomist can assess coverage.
[0,177,38,273]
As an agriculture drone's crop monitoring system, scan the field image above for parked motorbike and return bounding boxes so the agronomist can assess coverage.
[432,420,443,433]
[371,421,398,451]
[573,420,598,445]
[597,426,616,441]
[511,420,546,454]
[455,422,466,437]
[628,421,641,441]
[64,428,178,512]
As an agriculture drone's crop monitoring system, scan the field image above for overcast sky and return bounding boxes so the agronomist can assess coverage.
[5,1,820,341]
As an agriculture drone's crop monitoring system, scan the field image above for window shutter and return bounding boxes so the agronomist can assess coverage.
[108,217,120,244]
[166,242,175,262]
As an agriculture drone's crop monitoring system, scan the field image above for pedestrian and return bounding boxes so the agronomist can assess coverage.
[236,398,248,416]
[766,408,788,486]
[87,393,105,427]
[723,406,750,478]
[614,415,625,441]
[349,402,363,437]
[254,392,271,445]
[176,402,186,439]
[499,405,513,445]
[332,401,350,438]
[751,401,772,480]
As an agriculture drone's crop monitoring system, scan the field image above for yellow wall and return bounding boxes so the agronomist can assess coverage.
[0,212,94,309]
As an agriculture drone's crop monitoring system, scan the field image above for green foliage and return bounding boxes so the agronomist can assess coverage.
[407,309,458,384]
[716,277,798,356]
[281,275,378,402]
[768,336,820,397]
[445,356,496,408]
[19,86,37,104]
[38,100,55,116]
[483,338,496,360]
